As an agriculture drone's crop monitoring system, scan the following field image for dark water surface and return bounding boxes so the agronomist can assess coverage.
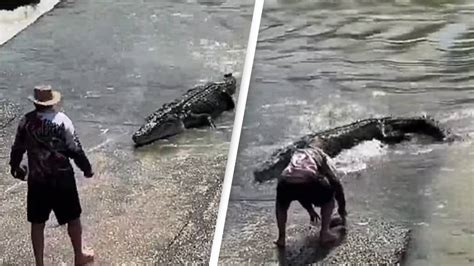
[0,0,253,264]
[222,0,473,264]
[1,0,253,150]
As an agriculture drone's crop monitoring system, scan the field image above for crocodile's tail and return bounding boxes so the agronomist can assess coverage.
[380,116,447,141]
[254,116,453,183]
[317,116,449,157]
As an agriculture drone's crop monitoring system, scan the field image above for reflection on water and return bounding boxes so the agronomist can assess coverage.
[226,0,473,264]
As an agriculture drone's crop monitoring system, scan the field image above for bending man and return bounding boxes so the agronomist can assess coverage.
[274,138,347,247]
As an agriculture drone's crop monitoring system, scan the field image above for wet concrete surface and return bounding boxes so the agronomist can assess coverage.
[0,100,228,264]
[220,176,413,265]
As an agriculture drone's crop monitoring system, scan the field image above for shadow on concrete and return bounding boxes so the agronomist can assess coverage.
[277,225,347,265]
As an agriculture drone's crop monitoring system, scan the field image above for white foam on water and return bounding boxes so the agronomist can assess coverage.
[440,108,474,122]
[372,90,387,97]
[171,12,193,18]
[0,0,60,46]
[261,99,308,109]
[84,91,102,99]
[332,139,388,174]
[410,148,433,155]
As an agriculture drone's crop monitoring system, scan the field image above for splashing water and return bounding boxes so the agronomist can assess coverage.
[0,0,60,46]
[333,139,388,174]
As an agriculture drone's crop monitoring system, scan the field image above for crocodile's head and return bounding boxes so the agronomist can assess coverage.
[132,114,184,146]
[223,73,237,95]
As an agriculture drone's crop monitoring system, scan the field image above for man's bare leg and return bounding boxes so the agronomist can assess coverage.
[319,198,338,245]
[274,201,289,248]
[67,218,94,265]
[31,223,46,266]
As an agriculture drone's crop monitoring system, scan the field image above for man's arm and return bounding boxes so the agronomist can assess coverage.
[320,153,347,220]
[9,118,27,178]
[68,132,93,176]
[63,117,93,177]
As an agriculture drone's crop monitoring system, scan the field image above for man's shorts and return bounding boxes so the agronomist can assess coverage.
[27,173,82,225]
[276,176,335,208]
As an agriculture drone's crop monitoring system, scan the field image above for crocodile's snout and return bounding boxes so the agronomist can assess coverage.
[131,132,140,144]
[132,117,185,146]
[132,125,152,145]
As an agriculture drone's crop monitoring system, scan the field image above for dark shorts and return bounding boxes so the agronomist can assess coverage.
[27,173,81,225]
[276,177,335,209]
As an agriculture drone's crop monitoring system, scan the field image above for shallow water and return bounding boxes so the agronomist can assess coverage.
[0,0,253,263]
[224,0,474,264]
[0,0,254,157]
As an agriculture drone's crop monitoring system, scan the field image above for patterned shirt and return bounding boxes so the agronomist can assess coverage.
[281,146,347,217]
[9,110,92,183]
[281,147,337,184]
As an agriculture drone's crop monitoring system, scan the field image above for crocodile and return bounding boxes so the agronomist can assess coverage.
[0,0,40,11]
[254,116,459,182]
[132,73,237,146]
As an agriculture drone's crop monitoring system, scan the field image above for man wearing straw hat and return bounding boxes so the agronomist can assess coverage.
[9,85,94,265]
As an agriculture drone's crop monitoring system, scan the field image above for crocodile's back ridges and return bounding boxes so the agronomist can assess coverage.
[183,83,233,114]
[254,116,452,182]
[145,79,233,123]
[145,83,209,123]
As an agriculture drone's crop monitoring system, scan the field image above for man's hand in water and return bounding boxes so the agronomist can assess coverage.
[84,171,94,178]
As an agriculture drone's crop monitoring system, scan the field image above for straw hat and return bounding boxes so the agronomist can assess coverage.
[28,85,61,106]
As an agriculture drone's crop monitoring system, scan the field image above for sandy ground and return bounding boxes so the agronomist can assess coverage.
[0,100,226,264]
